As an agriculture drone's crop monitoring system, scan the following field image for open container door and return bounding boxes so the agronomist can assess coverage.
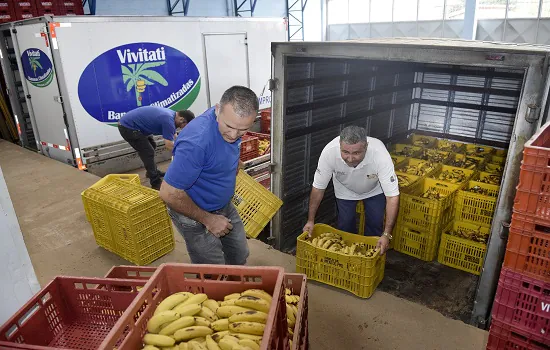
[12,19,74,165]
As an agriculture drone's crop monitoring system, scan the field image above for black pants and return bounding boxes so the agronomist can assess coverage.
[118,124,162,188]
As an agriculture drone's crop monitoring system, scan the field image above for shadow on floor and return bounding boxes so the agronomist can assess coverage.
[378,250,478,324]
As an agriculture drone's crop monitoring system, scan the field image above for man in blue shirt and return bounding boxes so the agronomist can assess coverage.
[118,106,195,190]
[159,86,258,265]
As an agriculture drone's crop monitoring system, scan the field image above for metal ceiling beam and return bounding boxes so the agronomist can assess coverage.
[286,0,308,41]
[167,0,191,16]
[234,0,258,17]
[82,0,96,15]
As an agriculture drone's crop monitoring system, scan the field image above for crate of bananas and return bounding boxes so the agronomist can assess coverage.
[391,144,422,158]
[409,134,438,148]
[419,149,451,163]
[393,224,443,261]
[296,224,385,299]
[284,274,308,350]
[484,162,504,175]
[395,158,440,177]
[494,148,508,157]
[103,264,288,350]
[476,171,502,185]
[391,155,407,167]
[430,165,476,186]
[395,172,420,189]
[465,144,495,157]
[436,139,466,153]
[454,180,500,226]
[446,153,486,170]
[438,220,490,275]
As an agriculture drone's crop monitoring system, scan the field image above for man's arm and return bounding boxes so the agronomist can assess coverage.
[164,139,174,151]
[383,195,399,234]
[303,187,326,234]
[159,181,232,237]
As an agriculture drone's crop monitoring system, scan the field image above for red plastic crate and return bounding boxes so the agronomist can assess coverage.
[515,163,550,224]
[284,273,308,350]
[492,268,550,345]
[487,319,550,350]
[12,0,36,19]
[102,263,288,350]
[247,131,270,156]
[34,1,58,15]
[0,276,145,349]
[503,211,550,282]
[0,1,15,23]
[260,109,271,134]
[103,265,156,280]
[58,0,83,15]
[240,133,259,161]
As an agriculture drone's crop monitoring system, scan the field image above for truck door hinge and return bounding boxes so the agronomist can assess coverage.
[526,104,541,123]
[54,96,63,104]
[268,79,277,91]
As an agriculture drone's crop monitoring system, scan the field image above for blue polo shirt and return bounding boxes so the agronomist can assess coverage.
[163,107,240,211]
[119,106,176,141]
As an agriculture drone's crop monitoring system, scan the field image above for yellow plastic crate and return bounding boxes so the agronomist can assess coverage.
[474,171,502,185]
[393,223,446,261]
[395,158,441,177]
[489,155,506,165]
[81,178,174,265]
[390,144,422,158]
[418,149,451,164]
[391,155,407,167]
[296,224,385,298]
[400,178,459,221]
[446,153,487,170]
[84,174,142,222]
[465,144,495,157]
[454,180,500,226]
[429,165,477,188]
[436,139,466,153]
[437,220,489,275]
[408,133,438,148]
[484,162,504,175]
[395,171,421,189]
[233,170,283,238]
[494,148,508,157]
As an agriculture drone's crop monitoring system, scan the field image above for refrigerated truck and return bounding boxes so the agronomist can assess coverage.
[0,16,286,175]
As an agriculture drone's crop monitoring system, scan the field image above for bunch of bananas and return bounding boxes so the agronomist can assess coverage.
[468,185,494,196]
[412,137,432,147]
[394,146,418,157]
[479,174,501,185]
[435,169,468,183]
[401,161,435,176]
[141,289,273,350]
[309,232,377,257]
[485,164,503,174]
[422,187,443,200]
[466,146,491,156]
[258,140,270,155]
[437,140,461,153]
[447,226,488,244]
[420,149,447,163]
[397,174,415,187]
[448,156,480,170]
[285,288,300,348]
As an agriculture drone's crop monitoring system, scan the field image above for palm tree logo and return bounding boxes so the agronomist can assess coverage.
[121,62,168,106]
[29,56,42,77]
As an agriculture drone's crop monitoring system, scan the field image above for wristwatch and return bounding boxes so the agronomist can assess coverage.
[382,232,393,241]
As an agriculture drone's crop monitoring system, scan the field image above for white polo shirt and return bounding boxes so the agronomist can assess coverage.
[313,136,400,200]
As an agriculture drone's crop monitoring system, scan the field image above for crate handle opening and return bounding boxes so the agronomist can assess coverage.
[535,224,550,234]
[18,302,41,328]
[5,324,18,339]
[41,292,52,304]
[86,283,100,290]
[183,272,200,280]
[74,283,85,290]
[243,275,262,284]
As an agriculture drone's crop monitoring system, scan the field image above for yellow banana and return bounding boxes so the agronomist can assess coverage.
[173,304,202,317]
[147,310,181,333]
[218,337,239,350]
[198,306,218,322]
[231,333,262,343]
[174,326,213,342]
[211,330,230,342]
[211,318,230,332]
[224,293,241,301]
[290,305,299,316]
[154,293,191,315]
[205,335,221,350]
[223,335,240,343]
[286,304,296,323]
[191,337,207,343]
[142,346,160,350]
[240,289,272,304]
[203,299,219,314]
[234,296,270,313]
[220,299,238,307]
[216,306,252,318]
[180,293,208,307]
[194,316,211,327]
[229,310,268,324]
[311,237,319,246]
[179,343,189,350]
[143,333,176,347]
[188,340,207,350]
[159,316,195,336]
[238,339,260,350]
[229,345,246,350]
[229,322,265,336]
[287,317,296,328]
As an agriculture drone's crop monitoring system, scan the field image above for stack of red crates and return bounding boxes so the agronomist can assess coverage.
[0,0,84,22]
[12,0,36,20]
[486,121,550,349]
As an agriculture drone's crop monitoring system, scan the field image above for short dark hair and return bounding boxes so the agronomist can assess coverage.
[178,110,195,123]
[219,85,259,118]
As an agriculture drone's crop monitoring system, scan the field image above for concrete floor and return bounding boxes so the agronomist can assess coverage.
[0,140,489,350]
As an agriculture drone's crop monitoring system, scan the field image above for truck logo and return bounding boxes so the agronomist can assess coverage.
[21,48,54,88]
[78,42,201,126]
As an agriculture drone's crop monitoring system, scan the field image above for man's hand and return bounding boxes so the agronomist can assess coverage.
[205,214,233,238]
[376,235,390,255]
[303,220,315,237]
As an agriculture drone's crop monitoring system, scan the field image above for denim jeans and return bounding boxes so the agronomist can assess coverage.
[168,202,249,265]
[336,193,386,236]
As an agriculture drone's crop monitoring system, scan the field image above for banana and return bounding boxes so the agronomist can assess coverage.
[194,316,211,327]
[229,322,265,336]
[147,310,181,333]
[143,333,176,347]
[287,317,296,328]
[206,334,222,350]
[173,304,202,317]
[286,304,296,324]
[218,337,238,350]
[179,343,189,350]
[223,335,240,343]
[238,339,260,350]
[229,310,268,324]
[216,306,252,318]
[211,330,230,342]
[198,306,218,322]
[174,326,213,342]
[321,239,337,249]
[316,237,328,248]
[311,237,319,246]
[180,293,209,307]
[188,341,207,350]
[211,318,230,331]
[154,293,191,315]
[142,346,160,350]
[231,333,262,343]
[159,316,195,336]
[224,293,241,301]
[241,289,272,304]
[192,337,207,344]
[203,299,219,314]
[234,296,270,313]
[290,305,299,316]
[220,299,238,307]
[229,345,247,350]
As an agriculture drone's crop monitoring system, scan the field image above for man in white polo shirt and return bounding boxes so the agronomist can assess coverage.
[302,126,400,254]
